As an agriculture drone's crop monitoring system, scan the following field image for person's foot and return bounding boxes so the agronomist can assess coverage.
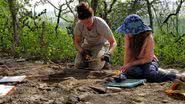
[180,73,185,82]
[176,73,185,82]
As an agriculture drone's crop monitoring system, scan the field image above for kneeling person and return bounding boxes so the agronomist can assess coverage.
[74,2,117,70]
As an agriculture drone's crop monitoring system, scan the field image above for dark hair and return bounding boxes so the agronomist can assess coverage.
[76,2,94,20]
[129,31,151,59]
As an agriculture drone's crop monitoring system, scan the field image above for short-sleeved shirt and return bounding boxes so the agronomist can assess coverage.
[74,16,113,48]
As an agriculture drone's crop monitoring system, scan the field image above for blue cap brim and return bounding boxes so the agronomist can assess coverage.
[116,24,152,35]
[116,24,126,34]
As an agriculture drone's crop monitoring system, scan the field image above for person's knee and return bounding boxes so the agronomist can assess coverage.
[89,60,105,70]
[143,65,163,82]
[74,61,81,69]
[75,62,89,69]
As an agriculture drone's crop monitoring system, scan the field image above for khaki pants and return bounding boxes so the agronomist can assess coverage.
[75,43,109,70]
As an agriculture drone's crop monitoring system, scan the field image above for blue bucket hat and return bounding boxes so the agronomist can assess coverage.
[117,14,152,35]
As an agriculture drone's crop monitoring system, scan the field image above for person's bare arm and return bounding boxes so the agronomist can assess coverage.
[106,34,117,54]
[124,35,154,69]
[74,34,83,53]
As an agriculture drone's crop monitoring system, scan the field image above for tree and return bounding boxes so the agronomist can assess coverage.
[162,0,185,24]
[145,0,154,30]
[152,0,185,36]
[44,0,75,34]
[91,0,99,15]
[96,0,117,26]
[8,0,19,55]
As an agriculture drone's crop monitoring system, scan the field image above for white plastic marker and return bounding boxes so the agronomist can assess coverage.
[0,75,26,83]
[0,85,16,96]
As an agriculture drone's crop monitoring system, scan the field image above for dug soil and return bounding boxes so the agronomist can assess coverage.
[0,57,185,104]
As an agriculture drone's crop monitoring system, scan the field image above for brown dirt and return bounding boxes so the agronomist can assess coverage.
[0,58,185,104]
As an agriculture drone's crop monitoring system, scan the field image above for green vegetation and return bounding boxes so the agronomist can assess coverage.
[18,22,76,62]
[155,33,185,67]
[0,0,185,68]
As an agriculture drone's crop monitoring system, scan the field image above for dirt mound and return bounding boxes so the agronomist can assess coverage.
[0,58,185,104]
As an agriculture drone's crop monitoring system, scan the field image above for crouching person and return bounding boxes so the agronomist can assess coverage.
[74,2,117,70]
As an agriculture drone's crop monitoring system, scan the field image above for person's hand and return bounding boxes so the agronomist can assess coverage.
[120,64,131,72]
[101,52,111,63]
[120,66,127,72]
[114,72,127,83]
[80,49,91,59]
